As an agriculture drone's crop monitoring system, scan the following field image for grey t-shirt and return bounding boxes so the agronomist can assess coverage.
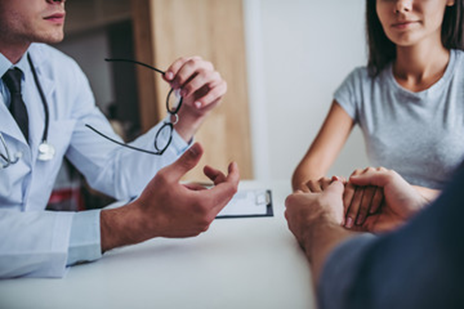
[334,49,464,189]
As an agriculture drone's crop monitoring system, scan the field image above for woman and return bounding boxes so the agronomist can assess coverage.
[292,0,464,230]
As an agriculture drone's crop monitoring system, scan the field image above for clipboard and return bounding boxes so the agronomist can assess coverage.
[216,189,273,219]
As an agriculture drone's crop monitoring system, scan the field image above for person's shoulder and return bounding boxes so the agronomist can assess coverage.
[452,48,464,56]
[28,43,86,82]
[447,49,464,82]
[28,43,81,70]
[348,66,370,80]
[341,66,371,87]
[452,49,464,65]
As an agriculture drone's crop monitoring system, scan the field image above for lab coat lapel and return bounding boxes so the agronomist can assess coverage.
[0,98,29,146]
[0,45,55,149]
[26,47,56,99]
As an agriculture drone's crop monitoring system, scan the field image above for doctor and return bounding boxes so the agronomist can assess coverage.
[0,0,239,278]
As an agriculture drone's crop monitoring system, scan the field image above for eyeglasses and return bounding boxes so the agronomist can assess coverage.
[0,133,22,169]
[86,58,183,155]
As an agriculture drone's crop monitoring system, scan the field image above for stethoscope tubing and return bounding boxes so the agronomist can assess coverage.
[27,53,50,144]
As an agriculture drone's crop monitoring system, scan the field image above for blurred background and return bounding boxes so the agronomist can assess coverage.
[49,0,369,210]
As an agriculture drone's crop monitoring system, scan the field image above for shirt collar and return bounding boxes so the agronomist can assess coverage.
[0,53,13,79]
[14,53,31,77]
[0,49,32,80]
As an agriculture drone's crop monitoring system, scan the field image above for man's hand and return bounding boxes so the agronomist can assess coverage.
[349,168,428,233]
[285,179,345,253]
[101,143,239,252]
[163,56,227,142]
[285,179,358,283]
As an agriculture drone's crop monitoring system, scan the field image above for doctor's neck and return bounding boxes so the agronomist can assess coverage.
[0,41,31,65]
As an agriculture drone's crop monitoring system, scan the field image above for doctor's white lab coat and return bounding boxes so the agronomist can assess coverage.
[0,44,187,278]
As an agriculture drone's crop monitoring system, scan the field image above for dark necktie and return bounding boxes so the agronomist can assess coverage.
[2,68,29,142]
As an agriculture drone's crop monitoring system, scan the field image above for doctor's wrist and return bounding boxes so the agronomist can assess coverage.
[100,202,147,253]
[174,112,206,143]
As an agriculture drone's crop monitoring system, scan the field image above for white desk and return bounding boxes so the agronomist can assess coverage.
[0,180,316,309]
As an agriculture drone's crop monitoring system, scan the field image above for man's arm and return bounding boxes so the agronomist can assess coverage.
[60,56,229,274]
[285,169,460,309]
[321,168,464,309]
[300,218,359,284]
[285,170,428,283]
[100,142,239,252]
[0,210,75,278]
[284,180,359,284]
[0,143,238,279]
[66,56,227,201]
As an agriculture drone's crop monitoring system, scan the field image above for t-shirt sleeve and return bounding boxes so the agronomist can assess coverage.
[317,233,378,309]
[333,68,364,122]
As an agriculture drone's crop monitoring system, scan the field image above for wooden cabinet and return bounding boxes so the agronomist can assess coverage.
[65,0,132,35]
[132,0,253,181]
[63,0,253,181]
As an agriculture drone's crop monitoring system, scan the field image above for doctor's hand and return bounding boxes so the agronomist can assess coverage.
[163,56,227,142]
[100,143,239,252]
[348,169,427,233]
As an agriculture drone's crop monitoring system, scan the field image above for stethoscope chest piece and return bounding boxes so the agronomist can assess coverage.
[28,53,55,162]
[38,141,55,161]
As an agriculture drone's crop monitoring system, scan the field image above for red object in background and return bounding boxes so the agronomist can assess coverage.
[47,188,85,211]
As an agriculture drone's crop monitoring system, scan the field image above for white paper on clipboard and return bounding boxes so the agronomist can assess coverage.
[216,189,272,218]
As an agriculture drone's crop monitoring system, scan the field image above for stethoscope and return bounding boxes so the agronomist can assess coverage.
[0,53,55,169]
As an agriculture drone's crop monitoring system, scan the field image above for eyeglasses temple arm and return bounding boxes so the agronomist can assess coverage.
[85,124,163,156]
[105,58,165,75]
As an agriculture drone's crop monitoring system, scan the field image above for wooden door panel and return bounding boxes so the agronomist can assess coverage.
[132,0,253,181]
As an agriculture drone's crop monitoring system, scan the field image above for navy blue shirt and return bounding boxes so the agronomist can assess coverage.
[318,163,464,309]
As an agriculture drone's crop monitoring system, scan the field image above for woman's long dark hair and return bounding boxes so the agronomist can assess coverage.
[366,0,464,77]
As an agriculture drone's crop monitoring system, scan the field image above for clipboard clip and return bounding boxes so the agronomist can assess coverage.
[255,190,271,205]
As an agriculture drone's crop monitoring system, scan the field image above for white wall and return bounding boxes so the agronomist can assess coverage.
[244,0,370,181]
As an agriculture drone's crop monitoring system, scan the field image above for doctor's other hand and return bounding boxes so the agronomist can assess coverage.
[100,143,239,253]
[349,168,427,233]
[343,167,384,229]
[163,56,227,142]
[284,179,345,252]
